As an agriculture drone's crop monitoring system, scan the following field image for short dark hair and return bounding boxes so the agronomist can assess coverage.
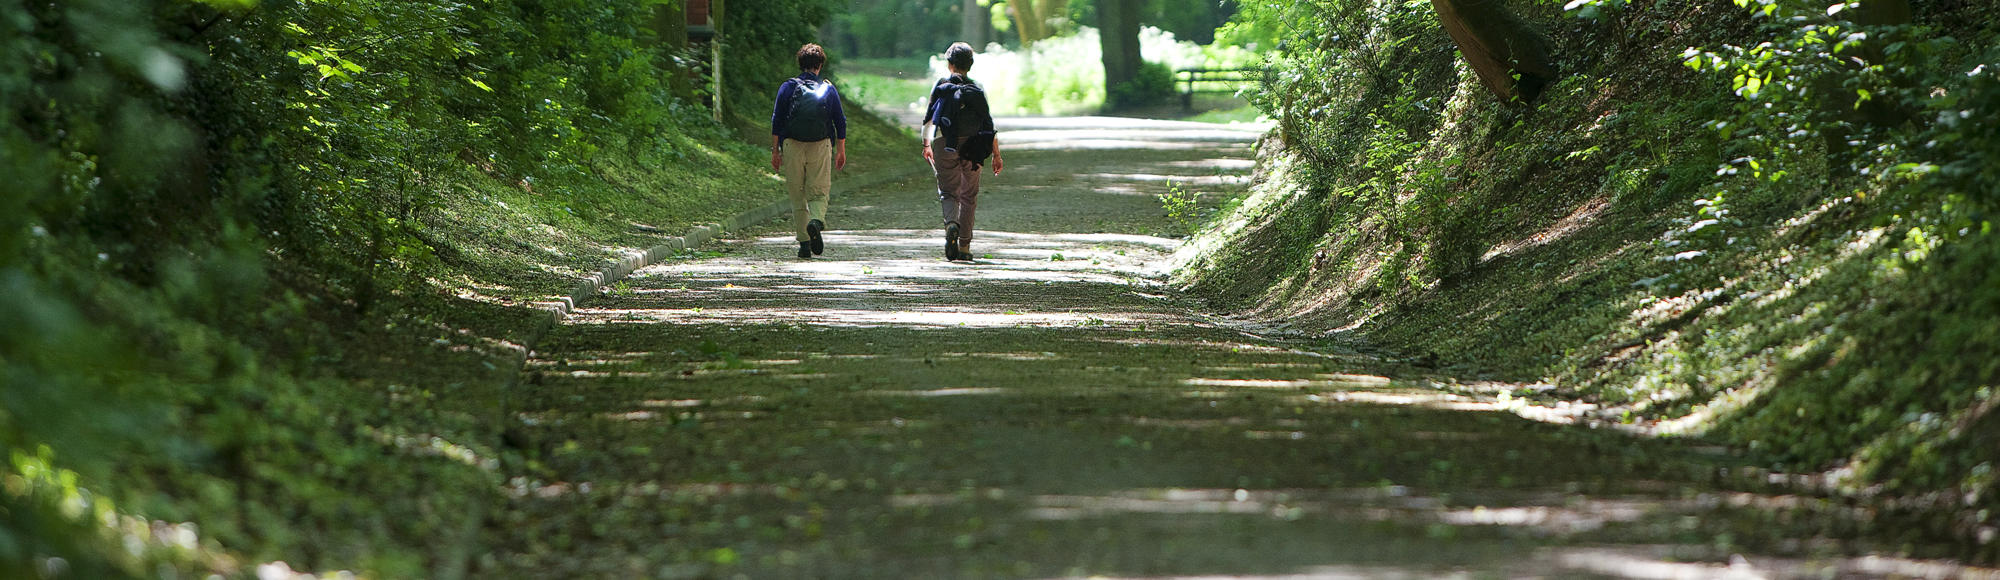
[945,42,974,71]
[797,44,826,71]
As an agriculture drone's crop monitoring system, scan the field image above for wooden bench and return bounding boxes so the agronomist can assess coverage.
[1175,68,1265,111]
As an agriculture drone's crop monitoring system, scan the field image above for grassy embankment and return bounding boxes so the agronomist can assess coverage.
[1,1,910,578]
[1174,0,2000,558]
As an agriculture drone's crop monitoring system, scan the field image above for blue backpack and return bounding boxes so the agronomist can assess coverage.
[784,77,835,142]
[936,76,996,165]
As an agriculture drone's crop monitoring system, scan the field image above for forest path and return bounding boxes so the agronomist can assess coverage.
[484,118,1877,580]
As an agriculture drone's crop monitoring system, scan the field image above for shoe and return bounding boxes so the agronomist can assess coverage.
[958,241,973,261]
[797,241,812,259]
[944,222,961,261]
[807,219,825,255]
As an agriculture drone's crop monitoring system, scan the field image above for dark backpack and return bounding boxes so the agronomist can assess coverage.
[783,77,834,142]
[936,77,996,165]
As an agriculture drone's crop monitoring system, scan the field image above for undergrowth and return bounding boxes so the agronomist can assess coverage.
[0,0,908,577]
[1176,0,2000,559]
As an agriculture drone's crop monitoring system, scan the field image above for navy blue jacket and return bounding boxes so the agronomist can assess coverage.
[771,72,847,142]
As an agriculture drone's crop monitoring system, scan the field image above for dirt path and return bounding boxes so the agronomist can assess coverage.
[483,119,1949,579]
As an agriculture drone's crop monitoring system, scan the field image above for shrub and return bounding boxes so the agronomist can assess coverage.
[1110,61,1177,108]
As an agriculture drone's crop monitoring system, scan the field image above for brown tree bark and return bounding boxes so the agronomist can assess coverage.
[644,1,696,102]
[963,0,990,48]
[1429,0,1557,103]
[1013,0,1046,44]
[1098,0,1142,107]
[646,1,687,47]
[1010,0,1069,44]
[1040,0,1070,32]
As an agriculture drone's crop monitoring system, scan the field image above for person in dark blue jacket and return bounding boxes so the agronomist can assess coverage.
[771,44,848,259]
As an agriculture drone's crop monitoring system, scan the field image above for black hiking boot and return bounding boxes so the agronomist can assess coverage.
[797,241,812,259]
[807,219,825,255]
[944,222,961,261]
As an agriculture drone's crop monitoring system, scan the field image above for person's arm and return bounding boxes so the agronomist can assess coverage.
[827,83,849,141]
[990,137,1002,175]
[770,81,794,171]
[828,83,849,170]
[921,83,944,161]
[921,122,933,162]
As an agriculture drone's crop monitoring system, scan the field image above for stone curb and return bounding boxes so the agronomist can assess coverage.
[543,164,923,318]
[438,164,926,580]
[556,163,920,318]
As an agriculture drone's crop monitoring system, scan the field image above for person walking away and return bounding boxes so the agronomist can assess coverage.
[771,44,848,259]
[923,42,1002,261]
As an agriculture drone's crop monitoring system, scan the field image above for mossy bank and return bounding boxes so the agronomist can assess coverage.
[1174,0,2000,551]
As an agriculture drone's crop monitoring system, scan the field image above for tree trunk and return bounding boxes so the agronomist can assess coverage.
[646,1,687,48]
[1823,0,1914,168]
[1010,0,1071,45]
[645,1,696,103]
[1429,0,1557,103]
[962,0,988,48]
[1039,0,1069,32]
[1012,0,1044,44]
[1098,0,1142,109]
[1851,0,1910,25]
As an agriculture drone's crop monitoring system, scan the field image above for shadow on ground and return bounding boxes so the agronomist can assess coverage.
[479,119,1981,580]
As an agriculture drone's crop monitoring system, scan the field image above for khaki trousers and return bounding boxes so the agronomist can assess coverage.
[782,138,833,242]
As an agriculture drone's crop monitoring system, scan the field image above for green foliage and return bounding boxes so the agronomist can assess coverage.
[1141,0,1240,45]
[825,0,967,58]
[1109,60,1176,108]
[0,0,850,575]
[1639,0,2000,496]
[1182,0,2000,528]
[834,59,938,112]
[1213,0,1287,50]
[1159,182,1204,236]
[724,0,835,120]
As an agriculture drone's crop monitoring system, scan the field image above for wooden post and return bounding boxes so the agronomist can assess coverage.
[1180,70,1194,112]
[711,0,725,123]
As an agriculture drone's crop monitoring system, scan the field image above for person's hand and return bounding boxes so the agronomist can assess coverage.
[770,149,782,171]
[835,149,847,171]
[991,155,1003,175]
[922,143,933,162]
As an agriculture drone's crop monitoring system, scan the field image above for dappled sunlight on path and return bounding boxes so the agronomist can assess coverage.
[479,117,1980,580]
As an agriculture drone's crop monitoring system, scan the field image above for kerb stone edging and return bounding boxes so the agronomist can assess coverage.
[436,165,925,580]
[543,164,922,319]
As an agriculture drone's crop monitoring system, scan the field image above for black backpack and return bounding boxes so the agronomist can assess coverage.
[936,76,996,165]
[784,77,834,142]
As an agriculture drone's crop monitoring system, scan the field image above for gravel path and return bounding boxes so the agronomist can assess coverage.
[483,118,1950,580]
